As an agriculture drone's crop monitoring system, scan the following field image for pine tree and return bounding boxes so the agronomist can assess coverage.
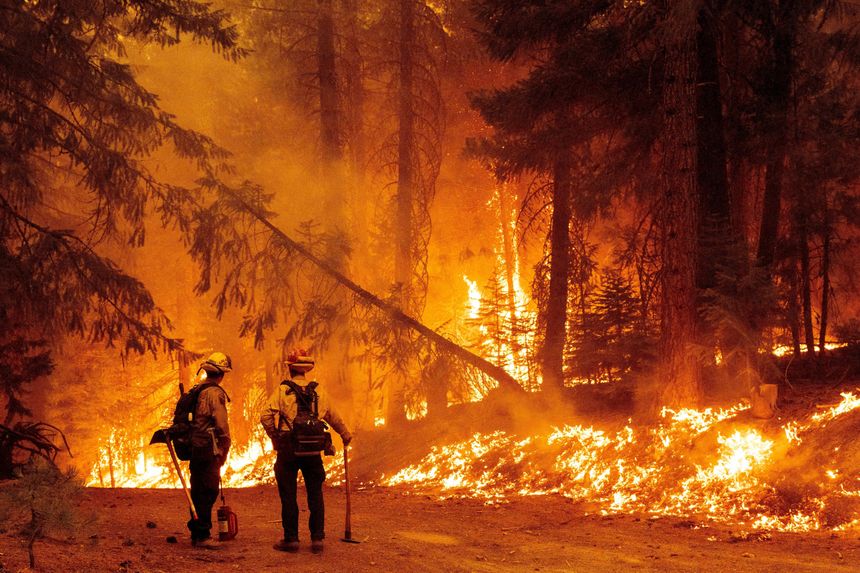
[0,461,87,569]
[568,271,655,383]
[0,1,251,423]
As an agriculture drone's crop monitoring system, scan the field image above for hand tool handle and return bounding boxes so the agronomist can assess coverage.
[343,445,352,539]
[166,439,198,521]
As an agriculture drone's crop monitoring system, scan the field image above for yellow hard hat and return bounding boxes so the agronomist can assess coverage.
[201,352,232,374]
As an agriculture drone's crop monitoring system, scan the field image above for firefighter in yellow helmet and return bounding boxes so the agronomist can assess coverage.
[260,349,351,554]
[188,352,232,549]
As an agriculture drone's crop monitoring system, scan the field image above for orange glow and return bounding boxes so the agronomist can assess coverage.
[380,391,860,532]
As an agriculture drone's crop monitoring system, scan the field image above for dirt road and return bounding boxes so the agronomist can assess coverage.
[0,486,856,572]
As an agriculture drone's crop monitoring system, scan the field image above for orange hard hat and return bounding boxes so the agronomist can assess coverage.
[286,348,314,373]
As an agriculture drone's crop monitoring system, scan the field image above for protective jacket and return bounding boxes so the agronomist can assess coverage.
[260,377,351,447]
[191,384,231,456]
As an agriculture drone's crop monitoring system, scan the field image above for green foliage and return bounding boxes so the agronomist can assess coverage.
[0,1,247,347]
[567,271,656,383]
[0,460,90,569]
[0,421,71,480]
[467,0,662,203]
[0,336,53,423]
[700,240,779,389]
[0,0,257,423]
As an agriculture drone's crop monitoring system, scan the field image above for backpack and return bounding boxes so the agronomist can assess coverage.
[169,382,220,461]
[279,380,333,457]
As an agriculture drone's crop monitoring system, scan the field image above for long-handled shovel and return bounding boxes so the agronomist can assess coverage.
[150,430,197,521]
[340,445,361,544]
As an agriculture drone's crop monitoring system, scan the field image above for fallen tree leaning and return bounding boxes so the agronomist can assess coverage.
[222,189,523,393]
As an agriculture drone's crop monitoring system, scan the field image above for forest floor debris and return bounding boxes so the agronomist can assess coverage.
[0,486,857,572]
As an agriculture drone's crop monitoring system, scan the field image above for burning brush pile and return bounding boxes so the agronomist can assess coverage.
[380,391,860,532]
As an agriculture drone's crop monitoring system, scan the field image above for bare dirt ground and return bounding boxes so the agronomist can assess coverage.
[0,485,857,573]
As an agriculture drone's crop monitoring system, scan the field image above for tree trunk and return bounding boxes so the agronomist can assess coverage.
[695,6,731,291]
[659,32,702,408]
[316,0,354,411]
[755,1,796,269]
[343,0,369,274]
[497,184,519,333]
[263,337,274,395]
[798,218,816,357]
[787,265,802,358]
[541,153,572,392]
[317,0,341,168]
[28,525,40,569]
[818,204,831,353]
[107,443,116,488]
[425,354,450,420]
[388,0,416,426]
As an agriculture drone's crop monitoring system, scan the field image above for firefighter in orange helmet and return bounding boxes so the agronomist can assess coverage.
[260,349,351,554]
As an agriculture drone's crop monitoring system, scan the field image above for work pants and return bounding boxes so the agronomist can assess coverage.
[275,453,326,541]
[187,450,222,542]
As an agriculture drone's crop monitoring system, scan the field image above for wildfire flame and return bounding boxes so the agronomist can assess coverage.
[381,392,860,532]
[87,424,344,488]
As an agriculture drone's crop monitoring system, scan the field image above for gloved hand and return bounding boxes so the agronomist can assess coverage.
[342,432,353,447]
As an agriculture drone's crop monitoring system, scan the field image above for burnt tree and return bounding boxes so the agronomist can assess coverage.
[659,30,702,407]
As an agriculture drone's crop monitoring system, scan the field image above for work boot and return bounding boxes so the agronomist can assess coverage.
[273,539,299,553]
[311,539,324,554]
[193,537,222,550]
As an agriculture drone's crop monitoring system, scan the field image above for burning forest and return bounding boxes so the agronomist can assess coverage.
[1,0,860,571]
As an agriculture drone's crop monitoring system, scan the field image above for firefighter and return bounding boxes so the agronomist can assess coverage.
[260,349,352,554]
[188,352,232,549]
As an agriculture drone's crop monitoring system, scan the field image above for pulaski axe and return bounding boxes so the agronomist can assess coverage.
[340,445,363,544]
[150,429,197,521]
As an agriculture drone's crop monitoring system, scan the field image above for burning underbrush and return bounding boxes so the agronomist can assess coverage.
[84,381,860,534]
[377,390,860,532]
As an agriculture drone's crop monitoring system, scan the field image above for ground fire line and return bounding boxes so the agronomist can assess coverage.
[87,390,860,534]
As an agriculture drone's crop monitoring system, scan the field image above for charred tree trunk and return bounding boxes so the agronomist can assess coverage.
[819,204,831,353]
[541,153,572,392]
[755,1,796,270]
[388,0,416,426]
[695,5,731,291]
[798,215,816,357]
[659,33,702,408]
[497,184,519,332]
[787,264,802,358]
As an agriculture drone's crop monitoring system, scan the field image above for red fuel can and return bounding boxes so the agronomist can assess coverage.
[217,505,238,541]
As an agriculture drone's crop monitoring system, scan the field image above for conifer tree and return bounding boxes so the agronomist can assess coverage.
[0,1,252,422]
